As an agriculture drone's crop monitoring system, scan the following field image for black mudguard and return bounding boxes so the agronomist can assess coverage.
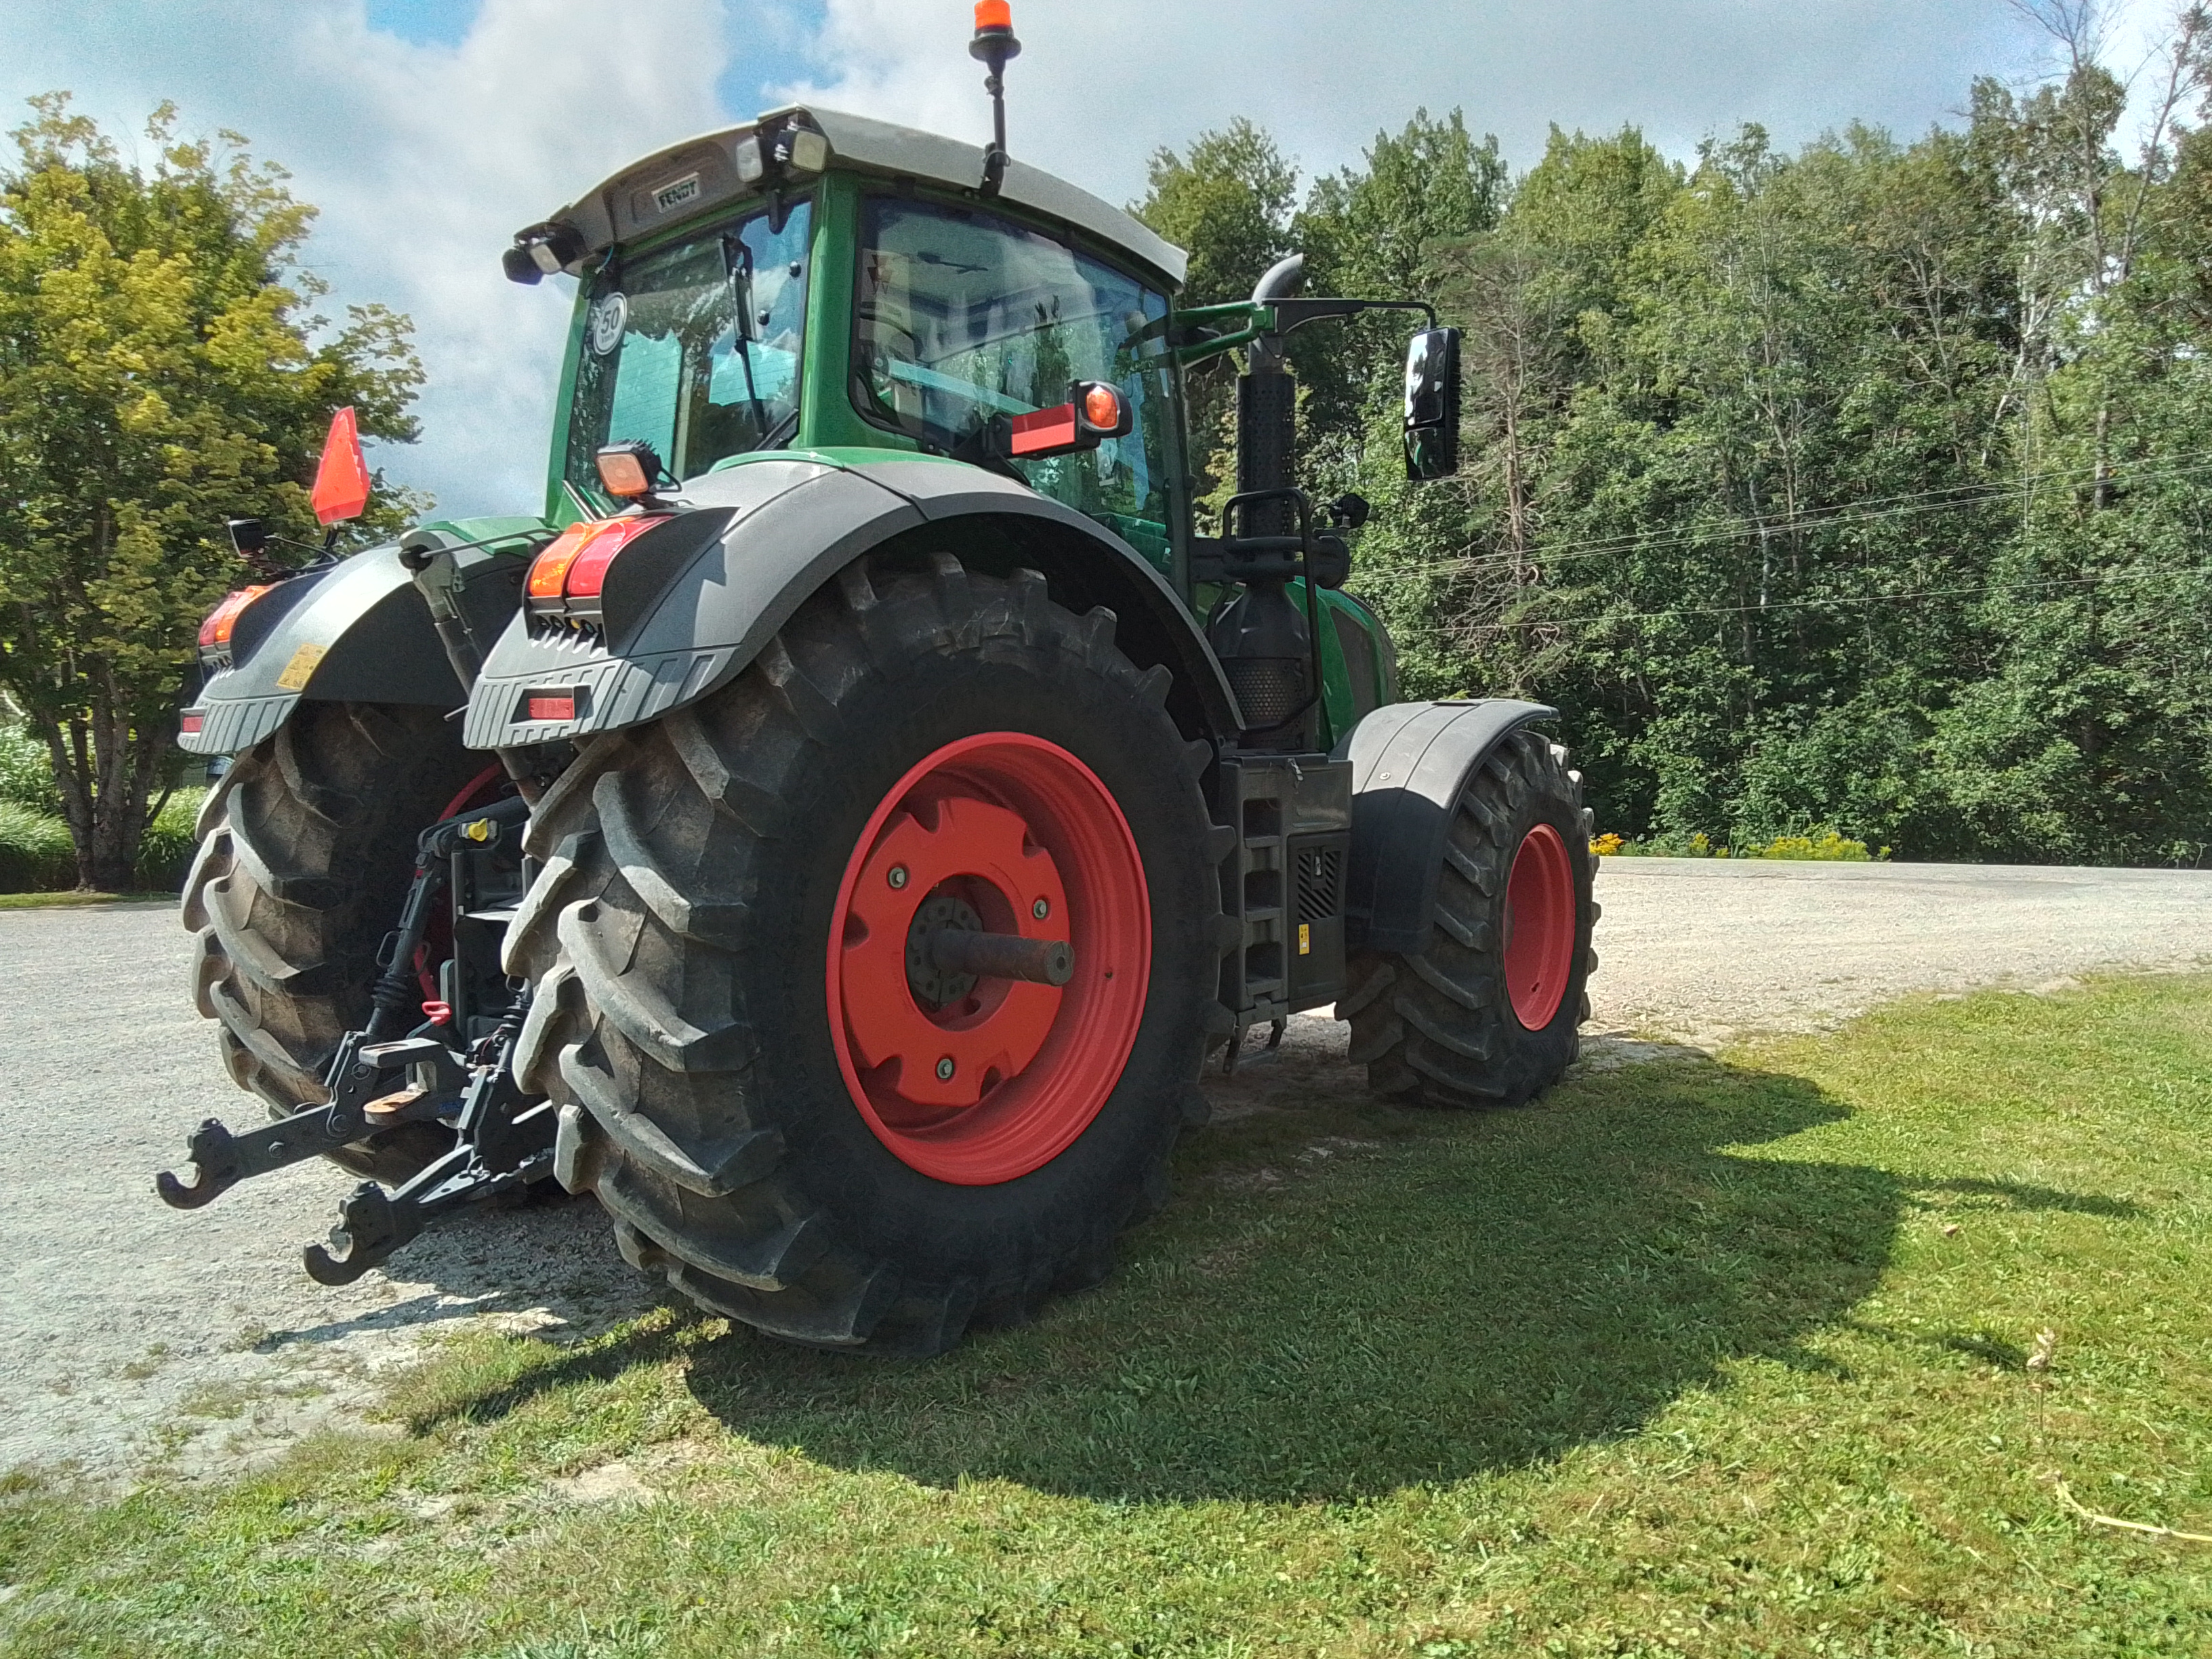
[461,456,1244,752]
[1340,698,1559,956]
[180,539,543,757]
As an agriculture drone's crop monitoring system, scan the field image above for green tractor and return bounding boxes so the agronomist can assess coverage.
[160,6,1598,1353]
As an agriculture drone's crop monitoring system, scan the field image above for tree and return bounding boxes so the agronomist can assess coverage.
[0,94,423,889]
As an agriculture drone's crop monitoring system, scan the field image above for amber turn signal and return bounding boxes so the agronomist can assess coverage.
[1082,382,1124,433]
[198,585,272,647]
[526,516,665,605]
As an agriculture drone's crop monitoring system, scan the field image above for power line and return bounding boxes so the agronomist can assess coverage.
[1347,449,2212,588]
[1378,559,2212,645]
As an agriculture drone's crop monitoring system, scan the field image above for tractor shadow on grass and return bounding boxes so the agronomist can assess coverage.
[659,1041,1910,1502]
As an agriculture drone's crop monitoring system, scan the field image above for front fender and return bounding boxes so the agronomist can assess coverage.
[463,455,1242,750]
[1340,698,1559,956]
[180,525,548,756]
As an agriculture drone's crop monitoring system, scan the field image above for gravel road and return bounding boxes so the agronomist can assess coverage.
[3,859,2207,1484]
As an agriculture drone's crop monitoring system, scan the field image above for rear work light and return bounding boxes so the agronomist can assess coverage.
[199,585,273,647]
[526,516,665,607]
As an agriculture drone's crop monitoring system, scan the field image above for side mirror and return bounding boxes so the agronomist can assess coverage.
[1401,327,1461,482]
[310,406,371,526]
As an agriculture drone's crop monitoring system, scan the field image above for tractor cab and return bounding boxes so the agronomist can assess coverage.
[514,106,1190,579]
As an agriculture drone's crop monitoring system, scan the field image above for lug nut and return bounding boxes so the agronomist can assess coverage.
[888,865,908,889]
[935,1056,955,1080]
[1032,897,1050,920]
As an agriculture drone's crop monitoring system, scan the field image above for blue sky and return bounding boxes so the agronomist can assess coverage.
[0,1,2184,519]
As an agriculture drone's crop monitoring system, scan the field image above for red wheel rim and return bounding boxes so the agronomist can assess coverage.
[825,733,1151,1185]
[1503,822,1576,1030]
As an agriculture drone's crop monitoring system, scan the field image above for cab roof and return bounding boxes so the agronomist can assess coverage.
[532,105,1188,289]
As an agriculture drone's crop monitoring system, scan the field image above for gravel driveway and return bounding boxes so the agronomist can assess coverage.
[3,859,2207,1484]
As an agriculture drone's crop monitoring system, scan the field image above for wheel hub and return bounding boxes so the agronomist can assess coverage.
[825,732,1151,1185]
[904,892,983,1008]
[839,794,1068,1111]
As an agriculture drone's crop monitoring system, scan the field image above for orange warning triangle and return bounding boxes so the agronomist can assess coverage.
[310,407,371,525]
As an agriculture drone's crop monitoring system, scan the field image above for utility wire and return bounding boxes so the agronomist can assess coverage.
[1378,559,2212,644]
[1347,449,2212,587]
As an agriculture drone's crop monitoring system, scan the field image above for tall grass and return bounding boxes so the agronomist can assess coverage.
[0,733,204,893]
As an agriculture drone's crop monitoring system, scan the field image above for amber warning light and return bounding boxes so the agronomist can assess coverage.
[1002,380,1131,459]
[198,585,272,647]
[527,516,665,605]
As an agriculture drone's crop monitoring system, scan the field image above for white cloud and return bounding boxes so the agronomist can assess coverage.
[5,0,2203,524]
[771,0,2060,208]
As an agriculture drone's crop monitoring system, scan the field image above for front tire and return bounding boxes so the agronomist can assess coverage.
[506,554,1228,1354]
[1341,729,1597,1107]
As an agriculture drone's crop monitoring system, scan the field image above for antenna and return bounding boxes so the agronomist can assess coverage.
[969,2,1021,195]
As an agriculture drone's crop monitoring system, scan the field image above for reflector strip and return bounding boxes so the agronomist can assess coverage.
[525,692,576,722]
[1008,404,1078,455]
[180,712,205,735]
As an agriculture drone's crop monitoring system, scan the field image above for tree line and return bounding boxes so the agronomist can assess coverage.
[1139,4,2212,865]
[5,5,2208,885]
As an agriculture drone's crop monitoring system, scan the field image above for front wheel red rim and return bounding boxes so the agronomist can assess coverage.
[1503,822,1576,1030]
[825,733,1151,1185]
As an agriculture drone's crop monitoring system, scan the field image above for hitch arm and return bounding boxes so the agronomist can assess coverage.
[154,1032,464,1210]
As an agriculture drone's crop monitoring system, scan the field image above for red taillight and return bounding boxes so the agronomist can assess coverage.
[199,585,272,647]
[525,693,576,722]
[180,712,205,735]
[527,516,663,604]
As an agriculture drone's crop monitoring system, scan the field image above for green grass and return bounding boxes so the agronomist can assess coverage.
[3,977,2208,1656]
[0,890,176,910]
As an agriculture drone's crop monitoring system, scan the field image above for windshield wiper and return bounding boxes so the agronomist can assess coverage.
[720,233,772,447]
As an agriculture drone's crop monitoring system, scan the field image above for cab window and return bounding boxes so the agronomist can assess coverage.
[856,197,1175,562]
[566,201,812,499]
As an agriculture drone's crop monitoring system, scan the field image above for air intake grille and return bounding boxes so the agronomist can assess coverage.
[1296,844,1344,924]
[1223,657,1306,729]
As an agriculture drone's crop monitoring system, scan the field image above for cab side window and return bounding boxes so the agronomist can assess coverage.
[857,197,1176,561]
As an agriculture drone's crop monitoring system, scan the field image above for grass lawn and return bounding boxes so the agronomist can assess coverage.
[2,976,2207,1655]
[0,890,174,910]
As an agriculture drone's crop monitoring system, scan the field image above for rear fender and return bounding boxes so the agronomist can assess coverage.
[463,457,1242,750]
[180,533,546,757]
[1340,698,1559,955]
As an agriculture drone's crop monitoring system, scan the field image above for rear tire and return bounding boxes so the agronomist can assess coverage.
[182,701,484,1184]
[1341,729,1597,1108]
[504,554,1230,1354]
